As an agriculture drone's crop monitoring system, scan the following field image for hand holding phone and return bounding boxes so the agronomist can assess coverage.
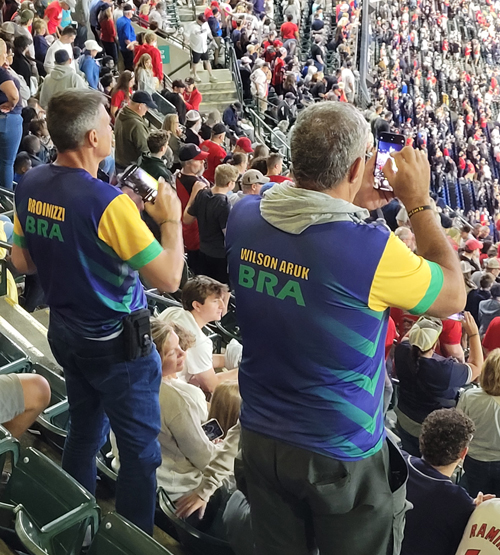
[144,176,182,225]
[382,146,431,211]
[201,418,224,441]
[374,133,406,191]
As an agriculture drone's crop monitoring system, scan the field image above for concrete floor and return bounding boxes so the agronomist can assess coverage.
[0,430,185,555]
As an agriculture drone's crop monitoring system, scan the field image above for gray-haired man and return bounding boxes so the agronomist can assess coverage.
[226,102,465,554]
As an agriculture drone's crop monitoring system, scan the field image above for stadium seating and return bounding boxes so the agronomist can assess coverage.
[0,426,100,555]
[87,512,175,555]
[157,488,235,555]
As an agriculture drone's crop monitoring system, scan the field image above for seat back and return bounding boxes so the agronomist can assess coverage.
[87,513,175,555]
[33,364,69,451]
[3,447,99,555]
[0,333,30,375]
[158,489,235,555]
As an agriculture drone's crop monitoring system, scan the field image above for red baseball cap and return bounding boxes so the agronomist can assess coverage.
[236,137,253,153]
[465,238,483,252]
[179,144,209,162]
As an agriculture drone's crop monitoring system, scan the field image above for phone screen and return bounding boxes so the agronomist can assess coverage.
[131,167,159,192]
[201,419,224,441]
[448,312,465,322]
[374,134,405,191]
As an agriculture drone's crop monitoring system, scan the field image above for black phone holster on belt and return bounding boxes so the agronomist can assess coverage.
[123,309,152,361]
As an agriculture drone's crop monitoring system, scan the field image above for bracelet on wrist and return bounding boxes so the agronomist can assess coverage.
[407,205,432,219]
[159,219,181,226]
[469,333,479,338]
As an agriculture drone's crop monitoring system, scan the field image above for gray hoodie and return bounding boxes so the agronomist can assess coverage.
[39,65,88,110]
[260,181,370,234]
[479,298,500,335]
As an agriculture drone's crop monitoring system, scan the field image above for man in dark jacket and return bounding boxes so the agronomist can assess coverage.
[140,130,174,183]
[114,91,156,171]
[223,102,244,136]
[161,80,187,124]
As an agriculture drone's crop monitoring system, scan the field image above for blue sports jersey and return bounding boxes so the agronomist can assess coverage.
[14,165,162,338]
[226,195,443,461]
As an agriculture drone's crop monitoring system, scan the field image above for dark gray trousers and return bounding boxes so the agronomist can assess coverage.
[241,428,408,555]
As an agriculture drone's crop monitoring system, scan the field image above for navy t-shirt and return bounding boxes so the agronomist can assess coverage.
[0,67,22,115]
[395,340,470,423]
[401,456,475,555]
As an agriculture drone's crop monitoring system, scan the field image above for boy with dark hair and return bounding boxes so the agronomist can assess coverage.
[140,130,173,183]
[14,152,32,184]
[20,135,43,167]
[401,409,491,555]
[158,275,238,394]
[183,163,238,284]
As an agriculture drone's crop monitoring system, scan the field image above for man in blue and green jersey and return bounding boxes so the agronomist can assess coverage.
[11,89,184,535]
[226,102,465,554]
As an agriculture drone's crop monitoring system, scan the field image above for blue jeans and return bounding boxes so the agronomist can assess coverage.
[0,113,23,190]
[461,456,500,497]
[47,315,162,534]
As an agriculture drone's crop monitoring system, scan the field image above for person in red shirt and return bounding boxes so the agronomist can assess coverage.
[280,14,299,56]
[183,77,202,111]
[110,69,134,121]
[385,316,398,360]
[176,143,210,274]
[133,31,163,80]
[44,0,73,35]
[271,48,285,96]
[266,152,291,183]
[200,123,227,183]
[99,5,117,62]
[437,317,464,361]
[482,316,500,354]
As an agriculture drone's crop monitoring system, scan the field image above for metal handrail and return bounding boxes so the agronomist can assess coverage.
[226,39,243,105]
[0,239,12,298]
[357,0,371,107]
[0,187,14,199]
[131,13,188,50]
[247,107,291,162]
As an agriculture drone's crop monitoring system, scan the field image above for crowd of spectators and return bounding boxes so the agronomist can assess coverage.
[366,0,500,216]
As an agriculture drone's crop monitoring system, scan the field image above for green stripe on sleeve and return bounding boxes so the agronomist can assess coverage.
[13,232,26,248]
[126,240,163,270]
[408,260,444,315]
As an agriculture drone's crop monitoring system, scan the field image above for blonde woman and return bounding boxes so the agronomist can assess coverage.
[135,53,158,94]
[458,349,500,496]
[151,318,238,526]
[207,381,240,438]
[162,113,183,168]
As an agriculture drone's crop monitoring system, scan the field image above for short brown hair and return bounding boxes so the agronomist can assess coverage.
[481,349,500,396]
[267,153,283,172]
[147,130,169,154]
[182,276,228,311]
[214,164,238,187]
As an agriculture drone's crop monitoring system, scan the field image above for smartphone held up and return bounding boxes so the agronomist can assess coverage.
[373,132,406,191]
[119,165,159,203]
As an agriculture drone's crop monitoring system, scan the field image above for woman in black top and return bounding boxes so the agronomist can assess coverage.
[394,313,482,456]
[11,35,37,91]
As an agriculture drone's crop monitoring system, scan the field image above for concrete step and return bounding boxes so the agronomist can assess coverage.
[198,89,237,102]
[196,80,234,92]
[194,68,232,81]
[199,98,239,113]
